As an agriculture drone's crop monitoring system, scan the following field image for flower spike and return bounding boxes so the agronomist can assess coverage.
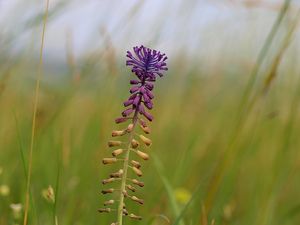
[100,45,168,225]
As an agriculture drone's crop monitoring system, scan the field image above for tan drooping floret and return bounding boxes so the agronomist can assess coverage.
[132,167,143,177]
[112,149,124,157]
[139,135,152,146]
[126,184,136,192]
[140,125,151,134]
[108,141,122,147]
[131,139,139,148]
[131,160,141,169]
[102,158,117,165]
[129,213,142,220]
[136,150,149,160]
[104,200,115,206]
[131,179,144,187]
[101,188,114,194]
[111,130,126,137]
[131,196,144,205]
[110,169,123,178]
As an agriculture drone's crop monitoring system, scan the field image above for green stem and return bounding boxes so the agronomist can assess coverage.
[117,111,139,225]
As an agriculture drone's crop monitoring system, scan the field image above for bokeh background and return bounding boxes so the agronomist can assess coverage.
[1,0,300,224]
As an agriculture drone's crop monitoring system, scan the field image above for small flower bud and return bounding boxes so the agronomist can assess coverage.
[131,139,139,149]
[138,118,147,127]
[130,79,140,85]
[104,200,115,206]
[127,123,134,132]
[102,178,115,185]
[112,130,126,137]
[122,108,134,117]
[112,149,124,157]
[110,169,123,178]
[130,86,139,94]
[126,184,136,192]
[139,135,152,146]
[115,117,128,124]
[143,111,153,121]
[101,188,114,194]
[122,190,129,197]
[129,213,142,220]
[102,158,117,165]
[98,208,111,213]
[108,141,122,147]
[140,125,151,134]
[132,167,143,177]
[131,196,144,205]
[131,179,144,187]
[123,208,129,216]
[131,160,141,169]
[136,150,149,160]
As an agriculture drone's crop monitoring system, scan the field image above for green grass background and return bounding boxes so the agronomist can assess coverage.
[1,0,300,225]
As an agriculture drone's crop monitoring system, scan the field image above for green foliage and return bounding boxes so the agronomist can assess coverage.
[1,1,300,225]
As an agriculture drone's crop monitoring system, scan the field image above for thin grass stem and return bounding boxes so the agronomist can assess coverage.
[23,1,50,225]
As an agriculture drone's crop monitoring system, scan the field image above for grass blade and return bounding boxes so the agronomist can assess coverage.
[23,1,50,224]
[152,153,185,225]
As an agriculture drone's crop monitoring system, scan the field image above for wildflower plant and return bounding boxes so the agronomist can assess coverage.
[99,45,168,225]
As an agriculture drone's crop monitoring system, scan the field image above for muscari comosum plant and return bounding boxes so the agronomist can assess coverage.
[99,45,168,225]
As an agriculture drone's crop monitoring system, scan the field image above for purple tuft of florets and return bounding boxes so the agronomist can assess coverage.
[118,45,168,124]
[126,45,168,80]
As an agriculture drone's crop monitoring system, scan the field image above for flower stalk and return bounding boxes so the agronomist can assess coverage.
[117,109,139,225]
[99,45,168,225]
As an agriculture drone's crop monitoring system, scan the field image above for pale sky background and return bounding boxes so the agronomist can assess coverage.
[0,0,299,65]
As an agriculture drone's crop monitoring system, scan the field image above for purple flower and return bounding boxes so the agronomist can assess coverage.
[118,45,168,124]
[126,45,168,80]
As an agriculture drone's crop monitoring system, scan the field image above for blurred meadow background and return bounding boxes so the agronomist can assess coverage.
[1,0,300,224]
